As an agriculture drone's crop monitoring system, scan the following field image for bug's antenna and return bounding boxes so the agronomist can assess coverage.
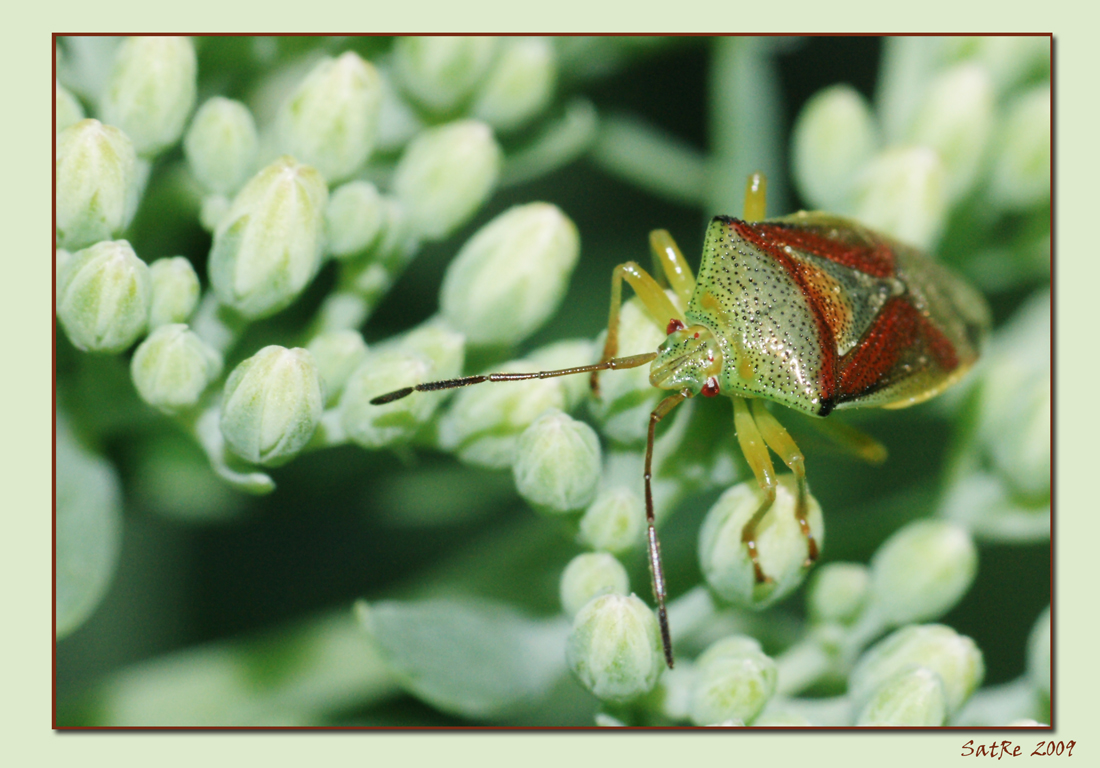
[369,352,658,405]
[645,388,692,669]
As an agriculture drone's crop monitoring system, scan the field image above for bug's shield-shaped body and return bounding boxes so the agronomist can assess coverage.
[684,213,990,416]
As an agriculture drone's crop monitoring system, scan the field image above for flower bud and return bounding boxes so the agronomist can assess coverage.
[56,80,84,133]
[325,181,384,259]
[275,52,383,183]
[942,36,1049,96]
[100,36,197,156]
[57,240,151,353]
[130,324,222,413]
[807,562,870,625]
[1027,607,1050,699]
[199,194,231,232]
[578,486,645,554]
[340,325,464,449]
[220,346,323,466]
[436,340,591,469]
[851,146,948,250]
[908,64,994,202]
[560,552,630,618]
[868,520,977,626]
[147,257,200,328]
[791,84,879,211]
[989,85,1050,211]
[588,298,666,444]
[208,156,328,319]
[849,624,984,716]
[183,97,259,195]
[566,593,663,703]
[689,636,777,726]
[306,329,368,406]
[856,666,947,726]
[470,37,556,132]
[440,203,580,347]
[698,475,824,609]
[513,410,602,514]
[393,120,501,241]
[393,36,497,115]
[56,119,138,250]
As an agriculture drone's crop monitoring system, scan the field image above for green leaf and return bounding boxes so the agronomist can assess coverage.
[356,597,569,719]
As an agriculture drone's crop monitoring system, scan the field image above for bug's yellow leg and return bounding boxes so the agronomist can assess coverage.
[750,399,818,566]
[649,229,695,309]
[592,261,685,395]
[804,417,888,465]
[732,396,778,583]
[743,172,767,223]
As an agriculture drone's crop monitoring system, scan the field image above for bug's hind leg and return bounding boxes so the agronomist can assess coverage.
[750,399,818,566]
[732,396,780,583]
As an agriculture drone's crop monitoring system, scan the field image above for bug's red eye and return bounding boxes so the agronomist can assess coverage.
[702,377,720,398]
[666,318,686,335]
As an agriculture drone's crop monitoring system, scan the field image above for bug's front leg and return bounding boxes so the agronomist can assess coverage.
[750,399,818,566]
[731,396,779,583]
[592,262,683,396]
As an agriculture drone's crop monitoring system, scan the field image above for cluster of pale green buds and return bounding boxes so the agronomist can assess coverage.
[791,36,1049,250]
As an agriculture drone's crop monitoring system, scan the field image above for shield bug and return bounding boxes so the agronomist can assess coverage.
[370,173,990,668]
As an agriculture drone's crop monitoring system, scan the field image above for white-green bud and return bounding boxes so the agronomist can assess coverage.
[513,409,601,514]
[275,52,383,183]
[130,324,222,413]
[208,156,328,319]
[868,520,977,626]
[689,636,778,726]
[325,181,385,259]
[436,340,591,469]
[56,80,84,133]
[989,85,1050,211]
[199,194,231,232]
[306,329,368,406]
[183,97,260,195]
[588,298,666,444]
[566,593,663,703]
[578,486,645,554]
[470,37,556,132]
[849,624,984,717]
[100,36,197,156]
[393,36,498,115]
[908,64,994,201]
[373,73,424,154]
[56,119,138,251]
[220,346,323,466]
[791,84,879,211]
[340,325,464,449]
[440,203,580,348]
[856,666,947,726]
[942,36,1049,96]
[851,146,948,250]
[560,552,630,618]
[147,257,200,328]
[698,475,824,609]
[57,240,151,353]
[807,562,870,625]
[1027,607,1050,699]
[393,120,502,242]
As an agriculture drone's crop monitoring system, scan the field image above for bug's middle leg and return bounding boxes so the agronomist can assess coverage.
[592,262,684,395]
[750,399,818,566]
[732,396,779,583]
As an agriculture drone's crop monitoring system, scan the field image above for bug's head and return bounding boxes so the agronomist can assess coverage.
[650,319,725,395]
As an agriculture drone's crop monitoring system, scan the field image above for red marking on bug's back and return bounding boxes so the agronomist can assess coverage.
[836,296,959,400]
[730,220,839,406]
[754,222,896,279]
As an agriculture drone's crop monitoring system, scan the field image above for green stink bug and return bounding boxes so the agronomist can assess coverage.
[370,173,990,668]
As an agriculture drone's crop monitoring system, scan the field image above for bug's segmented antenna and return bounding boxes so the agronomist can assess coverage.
[368,353,659,405]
